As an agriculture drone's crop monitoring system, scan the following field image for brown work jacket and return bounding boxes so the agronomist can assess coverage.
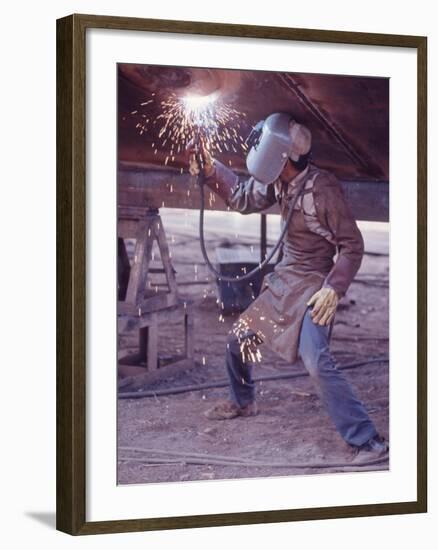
[206,161,364,363]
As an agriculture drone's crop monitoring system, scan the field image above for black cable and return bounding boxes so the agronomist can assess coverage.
[118,356,389,399]
[198,173,307,283]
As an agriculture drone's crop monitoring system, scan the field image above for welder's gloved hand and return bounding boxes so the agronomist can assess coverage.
[186,140,215,177]
[307,287,339,326]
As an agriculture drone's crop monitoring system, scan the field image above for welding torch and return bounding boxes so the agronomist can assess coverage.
[188,136,214,180]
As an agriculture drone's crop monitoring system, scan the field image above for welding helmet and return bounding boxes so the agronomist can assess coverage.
[246,113,312,184]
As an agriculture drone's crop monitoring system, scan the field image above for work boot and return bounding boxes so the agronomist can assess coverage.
[204,400,258,420]
[352,434,389,462]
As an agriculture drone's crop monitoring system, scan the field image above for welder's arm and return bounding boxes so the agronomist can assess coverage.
[204,159,277,214]
[314,175,364,298]
[186,142,276,213]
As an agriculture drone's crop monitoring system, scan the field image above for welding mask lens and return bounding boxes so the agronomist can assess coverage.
[246,113,295,184]
[245,120,265,151]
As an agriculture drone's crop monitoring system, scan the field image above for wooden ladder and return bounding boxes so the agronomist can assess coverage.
[117,206,195,380]
[118,206,179,315]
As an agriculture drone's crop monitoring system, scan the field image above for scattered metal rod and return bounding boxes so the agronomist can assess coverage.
[119,456,258,468]
[118,447,388,470]
[121,455,258,467]
[119,457,183,465]
[118,456,388,472]
[121,446,262,464]
[117,455,380,470]
[118,460,183,468]
[118,356,389,399]
[155,280,211,286]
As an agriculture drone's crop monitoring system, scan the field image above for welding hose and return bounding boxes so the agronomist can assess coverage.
[198,173,307,283]
[118,356,389,399]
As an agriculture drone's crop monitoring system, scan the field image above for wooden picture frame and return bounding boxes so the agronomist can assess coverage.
[56,13,427,535]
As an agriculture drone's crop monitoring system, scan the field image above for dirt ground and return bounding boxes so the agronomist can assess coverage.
[117,211,389,484]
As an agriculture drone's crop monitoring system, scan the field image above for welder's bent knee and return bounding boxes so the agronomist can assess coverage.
[226,332,241,354]
[226,326,261,356]
[301,349,324,378]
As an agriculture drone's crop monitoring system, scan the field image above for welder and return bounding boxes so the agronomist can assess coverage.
[188,113,388,458]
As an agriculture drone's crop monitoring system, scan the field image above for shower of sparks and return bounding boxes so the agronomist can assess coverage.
[130,91,249,168]
[128,91,253,327]
[231,318,264,364]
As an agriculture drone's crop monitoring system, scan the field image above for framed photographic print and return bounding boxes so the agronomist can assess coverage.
[56,14,427,535]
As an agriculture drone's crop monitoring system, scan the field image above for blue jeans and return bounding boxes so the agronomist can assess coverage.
[226,308,378,447]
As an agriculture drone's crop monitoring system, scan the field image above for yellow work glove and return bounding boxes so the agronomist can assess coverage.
[307,287,339,326]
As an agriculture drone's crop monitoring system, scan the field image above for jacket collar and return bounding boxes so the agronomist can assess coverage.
[274,164,311,200]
